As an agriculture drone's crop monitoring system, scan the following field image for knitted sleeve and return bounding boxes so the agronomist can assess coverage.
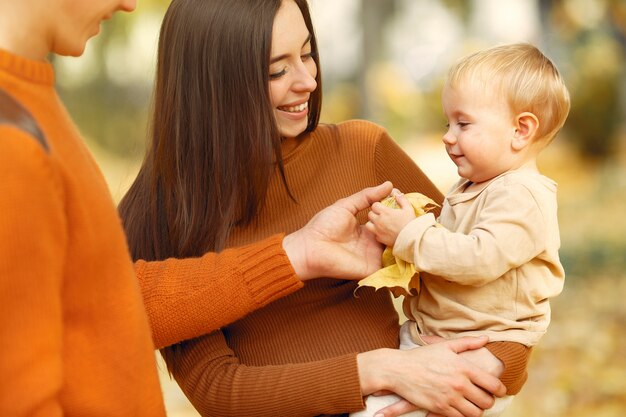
[486,342,532,395]
[168,330,365,416]
[134,234,303,349]
[373,128,444,215]
[0,128,66,416]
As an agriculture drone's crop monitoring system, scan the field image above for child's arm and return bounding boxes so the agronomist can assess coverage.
[394,183,548,286]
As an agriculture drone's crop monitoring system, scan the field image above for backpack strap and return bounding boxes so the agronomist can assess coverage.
[0,89,48,152]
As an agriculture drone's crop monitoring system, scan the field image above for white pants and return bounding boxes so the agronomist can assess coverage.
[350,322,514,417]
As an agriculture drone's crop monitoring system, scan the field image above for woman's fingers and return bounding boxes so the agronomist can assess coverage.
[373,398,421,417]
[460,383,496,411]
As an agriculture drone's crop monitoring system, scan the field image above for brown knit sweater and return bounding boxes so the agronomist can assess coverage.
[163,121,437,416]
[165,121,529,416]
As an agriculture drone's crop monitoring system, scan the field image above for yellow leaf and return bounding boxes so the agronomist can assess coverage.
[380,192,439,216]
[358,192,439,297]
[381,247,395,267]
[357,257,418,297]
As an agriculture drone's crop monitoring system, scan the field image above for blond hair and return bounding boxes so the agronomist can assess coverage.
[446,43,570,144]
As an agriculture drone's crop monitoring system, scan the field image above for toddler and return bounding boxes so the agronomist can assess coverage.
[357,42,570,417]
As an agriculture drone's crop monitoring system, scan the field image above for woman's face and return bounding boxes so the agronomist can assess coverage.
[52,0,136,56]
[269,0,318,139]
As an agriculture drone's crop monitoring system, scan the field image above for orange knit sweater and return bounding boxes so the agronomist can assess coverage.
[0,49,302,416]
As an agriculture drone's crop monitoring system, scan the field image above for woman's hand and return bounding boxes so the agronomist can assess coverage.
[283,181,393,281]
[357,337,506,417]
[420,334,504,378]
[457,347,504,378]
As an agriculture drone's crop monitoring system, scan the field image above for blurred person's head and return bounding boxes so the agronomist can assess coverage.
[441,43,570,184]
[0,0,136,59]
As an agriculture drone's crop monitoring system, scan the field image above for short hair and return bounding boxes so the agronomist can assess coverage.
[445,43,570,144]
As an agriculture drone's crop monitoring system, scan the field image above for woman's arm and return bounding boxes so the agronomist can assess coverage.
[135,235,303,349]
[357,338,506,417]
[136,182,393,349]
[167,330,367,416]
[167,331,504,417]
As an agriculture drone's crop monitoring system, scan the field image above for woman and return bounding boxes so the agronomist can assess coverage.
[119,0,505,416]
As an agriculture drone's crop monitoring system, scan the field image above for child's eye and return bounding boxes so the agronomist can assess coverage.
[458,122,470,128]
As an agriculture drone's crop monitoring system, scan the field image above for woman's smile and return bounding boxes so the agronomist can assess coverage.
[277,101,309,121]
[278,101,308,113]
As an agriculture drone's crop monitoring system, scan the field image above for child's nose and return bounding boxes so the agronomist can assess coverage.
[442,130,456,145]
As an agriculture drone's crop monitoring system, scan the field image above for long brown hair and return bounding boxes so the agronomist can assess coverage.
[119,0,322,264]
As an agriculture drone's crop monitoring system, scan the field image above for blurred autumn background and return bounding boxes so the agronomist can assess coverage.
[55,0,625,416]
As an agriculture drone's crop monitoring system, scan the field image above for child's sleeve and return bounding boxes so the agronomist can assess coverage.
[0,127,67,416]
[394,183,546,286]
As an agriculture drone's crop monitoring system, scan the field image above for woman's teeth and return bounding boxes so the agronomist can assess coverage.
[279,102,308,113]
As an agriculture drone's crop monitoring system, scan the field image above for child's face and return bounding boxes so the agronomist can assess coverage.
[441,83,521,184]
[268,0,318,139]
[51,0,136,56]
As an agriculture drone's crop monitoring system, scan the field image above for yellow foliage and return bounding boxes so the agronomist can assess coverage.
[357,193,438,297]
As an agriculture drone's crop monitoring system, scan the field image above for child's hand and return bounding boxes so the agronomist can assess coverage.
[366,191,416,247]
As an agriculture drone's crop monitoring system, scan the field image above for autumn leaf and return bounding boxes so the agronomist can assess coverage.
[357,192,439,297]
[379,192,439,216]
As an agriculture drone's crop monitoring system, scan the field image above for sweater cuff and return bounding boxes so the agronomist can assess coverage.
[314,353,366,413]
[486,341,532,395]
[237,234,304,308]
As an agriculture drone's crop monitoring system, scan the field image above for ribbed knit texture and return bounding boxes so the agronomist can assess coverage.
[486,342,531,395]
[0,48,302,416]
[136,234,303,349]
[166,120,447,417]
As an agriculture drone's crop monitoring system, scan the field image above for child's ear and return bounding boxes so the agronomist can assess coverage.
[512,112,539,151]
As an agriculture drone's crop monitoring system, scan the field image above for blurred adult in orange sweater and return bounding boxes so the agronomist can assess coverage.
[0,0,450,415]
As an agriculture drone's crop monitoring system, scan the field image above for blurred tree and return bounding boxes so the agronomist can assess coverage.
[541,0,625,161]
[55,0,625,164]
[359,0,398,120]
[55,0,169,159]
[439,0,471,24]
